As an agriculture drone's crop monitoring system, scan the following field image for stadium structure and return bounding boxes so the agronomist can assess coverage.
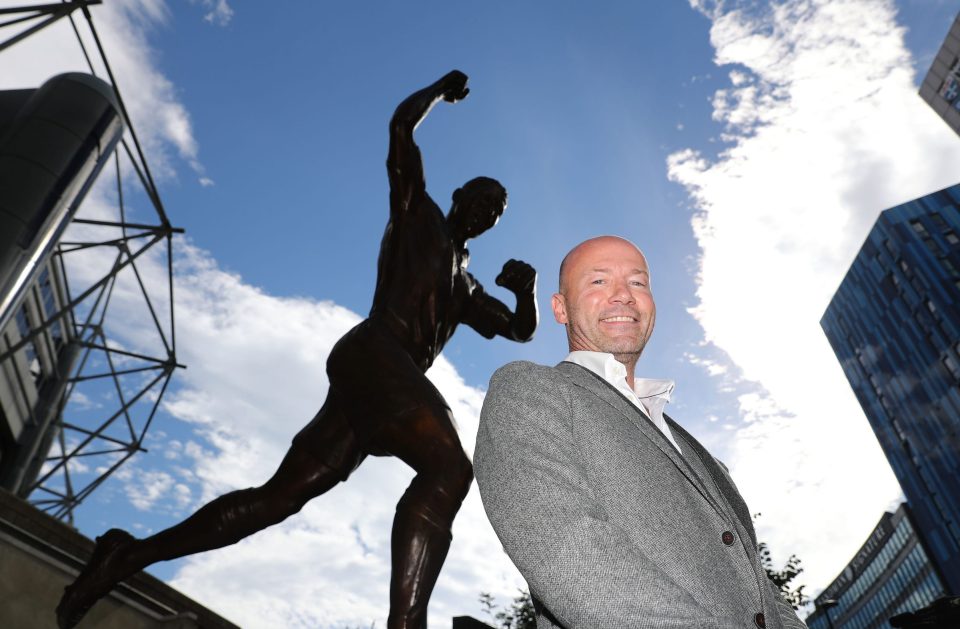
[0,0,183,524]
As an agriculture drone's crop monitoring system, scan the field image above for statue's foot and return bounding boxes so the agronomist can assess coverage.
[56,528,136,629]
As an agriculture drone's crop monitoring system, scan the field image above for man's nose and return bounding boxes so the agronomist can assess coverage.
[608,278,635,304]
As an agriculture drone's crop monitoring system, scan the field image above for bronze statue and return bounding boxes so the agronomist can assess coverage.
[56,69,538,629]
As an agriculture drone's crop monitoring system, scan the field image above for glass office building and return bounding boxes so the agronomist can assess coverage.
[920,12,960,137]
[805,505,946,629]
[821,184,960,595]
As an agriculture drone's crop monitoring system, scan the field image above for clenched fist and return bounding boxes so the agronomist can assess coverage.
[496,259,536,295]
[440,70,469,103]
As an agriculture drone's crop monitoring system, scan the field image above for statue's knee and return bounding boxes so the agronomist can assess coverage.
[432,453,472,503]
[452,455,473,499]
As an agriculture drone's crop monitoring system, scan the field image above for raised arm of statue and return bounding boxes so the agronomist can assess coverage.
[496,259,539,342]
[387,70,469,216]
[463,260,539,343]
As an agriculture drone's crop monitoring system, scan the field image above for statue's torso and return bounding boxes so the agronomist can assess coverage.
[369,201,474,370]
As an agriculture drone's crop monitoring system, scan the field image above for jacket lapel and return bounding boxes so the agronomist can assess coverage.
[666,416,758,548]
[555,362,730,522]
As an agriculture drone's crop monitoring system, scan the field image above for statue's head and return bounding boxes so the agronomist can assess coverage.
[449,176,507,241]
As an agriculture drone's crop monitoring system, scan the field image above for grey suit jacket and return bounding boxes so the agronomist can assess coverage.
[474,361,807,629]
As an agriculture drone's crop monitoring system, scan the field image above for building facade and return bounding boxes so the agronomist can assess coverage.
[804,505,946,629]
[0,73,123,515]
[821,184,960,594]
[0,70,180,522]
[0,487,239,628]
[0,258,76,495]
[919,12,960,136]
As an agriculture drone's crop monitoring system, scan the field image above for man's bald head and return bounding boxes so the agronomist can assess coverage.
[558,236,646,294]
[552,235,655,370]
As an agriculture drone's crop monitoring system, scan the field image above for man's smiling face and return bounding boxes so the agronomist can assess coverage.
[552,236,656,364]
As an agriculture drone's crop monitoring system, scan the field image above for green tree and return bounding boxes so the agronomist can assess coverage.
[754,513,808,610]
[758,542,808,610]
[479,590,536,629]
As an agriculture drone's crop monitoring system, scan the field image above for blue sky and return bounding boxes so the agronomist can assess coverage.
[4,1,960,627]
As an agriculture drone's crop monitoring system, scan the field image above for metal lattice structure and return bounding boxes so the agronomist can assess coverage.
[0,0,183,523]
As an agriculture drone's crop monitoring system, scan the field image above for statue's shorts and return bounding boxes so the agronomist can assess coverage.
[292,318,461,469]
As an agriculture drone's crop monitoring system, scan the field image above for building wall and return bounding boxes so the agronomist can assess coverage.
[919,12,960,136]
[453,617,496,629]
[821,184,960,593]
[804,505,946,629]
[0,488,238,629]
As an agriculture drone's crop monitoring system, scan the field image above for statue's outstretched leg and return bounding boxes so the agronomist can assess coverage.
[57,393,363,629]
[377,403,473,629]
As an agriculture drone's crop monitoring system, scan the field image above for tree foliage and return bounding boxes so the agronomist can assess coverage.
[758,541,808,610]
[754,513,808,610]
[479,590,537,629]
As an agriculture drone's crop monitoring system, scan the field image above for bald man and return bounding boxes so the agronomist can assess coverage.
[474,236,807,629]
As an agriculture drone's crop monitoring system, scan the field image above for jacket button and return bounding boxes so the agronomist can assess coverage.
[754,612,766,628]
[721,530,735,545]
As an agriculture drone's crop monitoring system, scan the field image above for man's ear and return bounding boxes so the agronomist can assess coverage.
[451,187,463,204]
[551,293,568,324]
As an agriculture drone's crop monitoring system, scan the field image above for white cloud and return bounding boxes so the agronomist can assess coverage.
[194,0,234,27]
[684,351,728,377]
[124,469,175,511]
[66,391,100,411]
[669,0,960,596]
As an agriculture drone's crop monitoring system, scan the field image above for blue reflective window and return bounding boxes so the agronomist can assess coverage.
[14,306,43,383]
[37,266,64,347]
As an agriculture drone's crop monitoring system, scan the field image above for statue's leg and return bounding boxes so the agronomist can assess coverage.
[57,391,363,629]
[320,319,471,627]
[373,397,473,629]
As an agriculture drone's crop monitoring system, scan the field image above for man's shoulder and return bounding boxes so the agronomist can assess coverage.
[486,361,570,398]
[490,360,562,383]
[482,361,573,424]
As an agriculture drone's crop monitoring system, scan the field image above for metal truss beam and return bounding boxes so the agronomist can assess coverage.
[0,1,185,524]
[0,1,100,54]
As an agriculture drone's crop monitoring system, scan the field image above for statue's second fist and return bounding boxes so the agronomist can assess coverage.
[496,259,537,294]
[441,70,469,103]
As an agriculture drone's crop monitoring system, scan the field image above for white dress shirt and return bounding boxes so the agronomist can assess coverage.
[563,350,682,453]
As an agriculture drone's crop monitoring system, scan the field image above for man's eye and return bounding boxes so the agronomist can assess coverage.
[592,279,605,284]
[631,281,648,287]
